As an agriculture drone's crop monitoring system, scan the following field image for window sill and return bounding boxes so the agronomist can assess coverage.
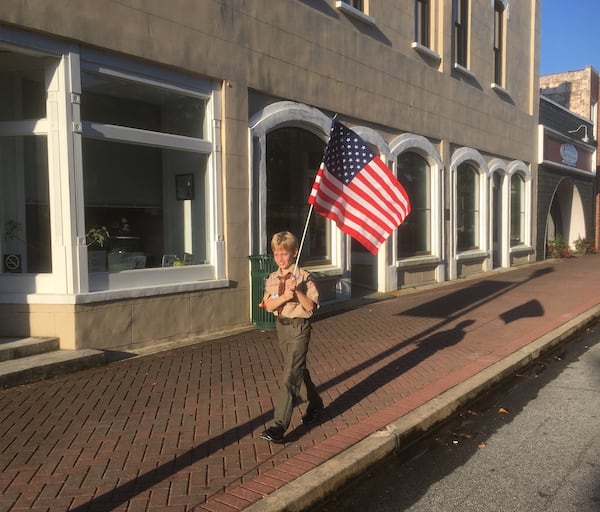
[491,82,512,99]
[411,42,441,64]
[0,278,231,304]
[304,264,344,278]
[396,255,440,268]
[456,249,487,261]
[509,244,533,255]
[77,278,231,304]
[335,1,376,25]
[453,63,477,80]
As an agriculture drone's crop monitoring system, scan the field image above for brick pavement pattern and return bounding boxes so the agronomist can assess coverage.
[1,256,600,511]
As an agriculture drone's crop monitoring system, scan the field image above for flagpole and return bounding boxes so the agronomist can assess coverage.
[293,115,334,274]
[294,203,314,276]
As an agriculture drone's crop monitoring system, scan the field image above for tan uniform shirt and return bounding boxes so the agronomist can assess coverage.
[263,267,319,319]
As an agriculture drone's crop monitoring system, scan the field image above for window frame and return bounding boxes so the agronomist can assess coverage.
[456,163,480,252]
[453,0,469,68]
[415,0,431,48]
[510,173,526,247]
[336,0,375,25]
[0,44,68,296]
[396,150,432,258]
[493,0,506,87]
[343,0,363,11]
[74,50,225,294]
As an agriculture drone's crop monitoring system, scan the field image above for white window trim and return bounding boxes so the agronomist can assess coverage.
[453,62,477,80]
[449,148,490,280]
[248,101,333,254]
[0,45,71,296]
[0,32,227,301]
[412,42,442,64]
[335,1,376,25]
[389,133,445,287]
[507,160,532,252]
[248,101,348,301]
[491,82,512,99]
[73,52,225,296]
[488,159,510,269]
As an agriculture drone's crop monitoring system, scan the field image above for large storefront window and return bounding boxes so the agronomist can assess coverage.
[0,50,52,274]
[83,140,208,270]
[510,174,525,246]
[81,69,211,273]
[456,163,479,251]
[266,127,328,264]
[397,151,431,257]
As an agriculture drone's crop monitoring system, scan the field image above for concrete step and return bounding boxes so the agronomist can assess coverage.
[0,348,105,389]
[0,337,60,361]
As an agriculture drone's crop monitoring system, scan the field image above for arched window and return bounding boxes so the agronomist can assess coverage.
[511,174,525,246]
[397,151,431,257]
[266,127,328,263]
[456,163,479,251]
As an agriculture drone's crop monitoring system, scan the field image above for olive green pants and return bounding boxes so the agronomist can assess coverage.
[273,320,321,431]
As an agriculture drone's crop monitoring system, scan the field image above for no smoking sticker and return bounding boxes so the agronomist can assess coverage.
[4,254,21,273]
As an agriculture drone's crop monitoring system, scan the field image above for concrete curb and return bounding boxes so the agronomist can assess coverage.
[243,304,600,512]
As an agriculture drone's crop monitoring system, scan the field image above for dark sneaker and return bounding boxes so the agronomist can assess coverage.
[301,401,324,424]
[260,426,285,444]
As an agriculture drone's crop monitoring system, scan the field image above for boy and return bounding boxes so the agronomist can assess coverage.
[259,231,324,444]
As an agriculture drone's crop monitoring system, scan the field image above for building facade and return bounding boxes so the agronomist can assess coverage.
[540,66,599,251]
[0,0,540,351]
[537,96,596,257]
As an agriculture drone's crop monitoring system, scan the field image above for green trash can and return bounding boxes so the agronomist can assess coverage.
[249,254,278,330]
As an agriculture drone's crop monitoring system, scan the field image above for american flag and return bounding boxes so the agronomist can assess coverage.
[308,119,411,254]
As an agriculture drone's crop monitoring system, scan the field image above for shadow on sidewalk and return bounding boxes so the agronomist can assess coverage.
[320,267,554,395]
[287,319,476,441]
[69,265,554,511]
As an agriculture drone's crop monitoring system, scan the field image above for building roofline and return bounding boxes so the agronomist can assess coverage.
[539,94,593,125]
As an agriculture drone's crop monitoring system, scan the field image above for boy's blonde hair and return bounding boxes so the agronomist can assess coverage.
[271,231,299,252]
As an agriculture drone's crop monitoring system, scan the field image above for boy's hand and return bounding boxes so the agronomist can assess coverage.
[285,276,297,292]
[283,276,297,300]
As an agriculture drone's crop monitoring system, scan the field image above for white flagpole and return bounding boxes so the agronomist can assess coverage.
[293,114,334,275]
[294,203,314,276]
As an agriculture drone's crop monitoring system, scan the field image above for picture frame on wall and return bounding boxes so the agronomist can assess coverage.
[175,174,194,200]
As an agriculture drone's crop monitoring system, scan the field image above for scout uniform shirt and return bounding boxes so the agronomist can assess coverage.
[262,267,319,319]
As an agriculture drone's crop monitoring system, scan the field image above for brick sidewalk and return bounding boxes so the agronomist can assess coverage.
[1,256,599,512]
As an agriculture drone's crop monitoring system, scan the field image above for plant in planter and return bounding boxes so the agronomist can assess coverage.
[86,226,110,248]
[547,235,571,258]
[573,236,596,254]
[86,226,110,272]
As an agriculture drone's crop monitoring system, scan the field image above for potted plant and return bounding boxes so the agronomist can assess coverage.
[86,226,110,272]
[573,236,596,254]
[547,235,570,258]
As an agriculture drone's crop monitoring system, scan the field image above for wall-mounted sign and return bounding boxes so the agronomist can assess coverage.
[544,135,592,172]
[559,143,578,166]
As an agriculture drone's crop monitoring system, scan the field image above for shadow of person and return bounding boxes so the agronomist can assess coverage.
[288,319,476,440]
